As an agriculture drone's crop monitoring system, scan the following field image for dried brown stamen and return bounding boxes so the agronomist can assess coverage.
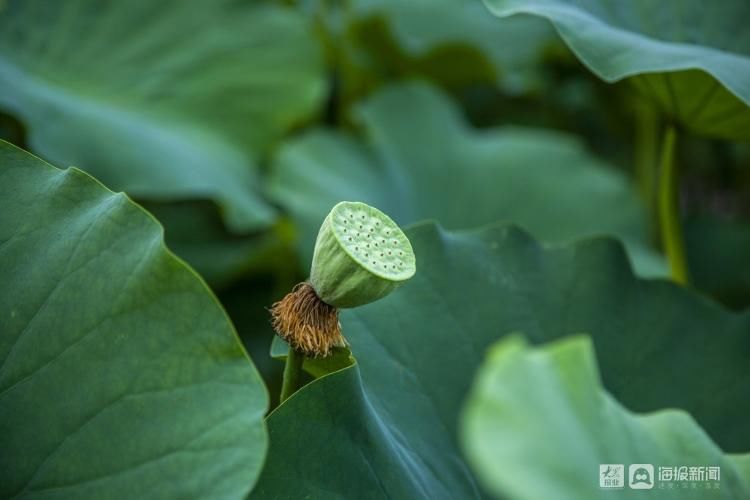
[270,282,345,358]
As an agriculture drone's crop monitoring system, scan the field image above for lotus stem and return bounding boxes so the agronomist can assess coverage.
[658,125,689,284]
[634,100,658,215]
[280,347,304,403]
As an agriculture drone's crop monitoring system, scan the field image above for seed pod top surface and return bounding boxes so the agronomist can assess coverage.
[330,202,415,280]
[310,201,415,308]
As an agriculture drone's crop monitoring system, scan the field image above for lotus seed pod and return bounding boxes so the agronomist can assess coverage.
[309,201,416,308]
[270,201,416,357]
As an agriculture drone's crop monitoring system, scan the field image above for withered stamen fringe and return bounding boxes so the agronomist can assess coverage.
[270,282,344,358]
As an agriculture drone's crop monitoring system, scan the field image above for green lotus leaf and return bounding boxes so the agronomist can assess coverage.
[0,141,268,499]
[0,0,325,232]
[483,0,750,141]
[269,81,664,276]
[348,0,555,93]
[462,335,750,500]
[252,223,749,499]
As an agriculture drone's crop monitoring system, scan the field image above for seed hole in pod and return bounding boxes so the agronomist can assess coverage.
[355,247,358,251]
[393,240,397,245]
[366,243,370,248]
[350,214,353,218]
[380,253,383,257]
[382,239,386,244]
[388,251,391,255]
[348,237,352,241]
[344,229,347,232]
[386,230,390,235]
[365,253,368,257]
[362,215,365,219]
[375,242,379,247]
[399,251,403,256]
[372,261,376,265]
[370,228,374,232]
[376,221,380,226]
[359,225,362,229]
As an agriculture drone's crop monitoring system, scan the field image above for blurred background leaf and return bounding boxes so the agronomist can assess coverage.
[140,201,297,290]
[346,0,557,94]
[686,216,750,309]
[462,335,750,500]
[0,0,326,232]
[484,0,750,141]
[270,81,665,276]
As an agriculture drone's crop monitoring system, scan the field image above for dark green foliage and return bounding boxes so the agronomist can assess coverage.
[1,1,749,498]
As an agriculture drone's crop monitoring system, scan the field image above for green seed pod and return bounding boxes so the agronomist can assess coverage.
[310,201,416,308]
[271,201,415,357]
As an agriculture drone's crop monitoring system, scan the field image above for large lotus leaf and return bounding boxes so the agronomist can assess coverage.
[0,0,325,232]
[347,0,555,94]
[269,81,664,276]
[483,0,750,141]
[252,222,750,499]
[462,335,750,500]
[0,141,268,499]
